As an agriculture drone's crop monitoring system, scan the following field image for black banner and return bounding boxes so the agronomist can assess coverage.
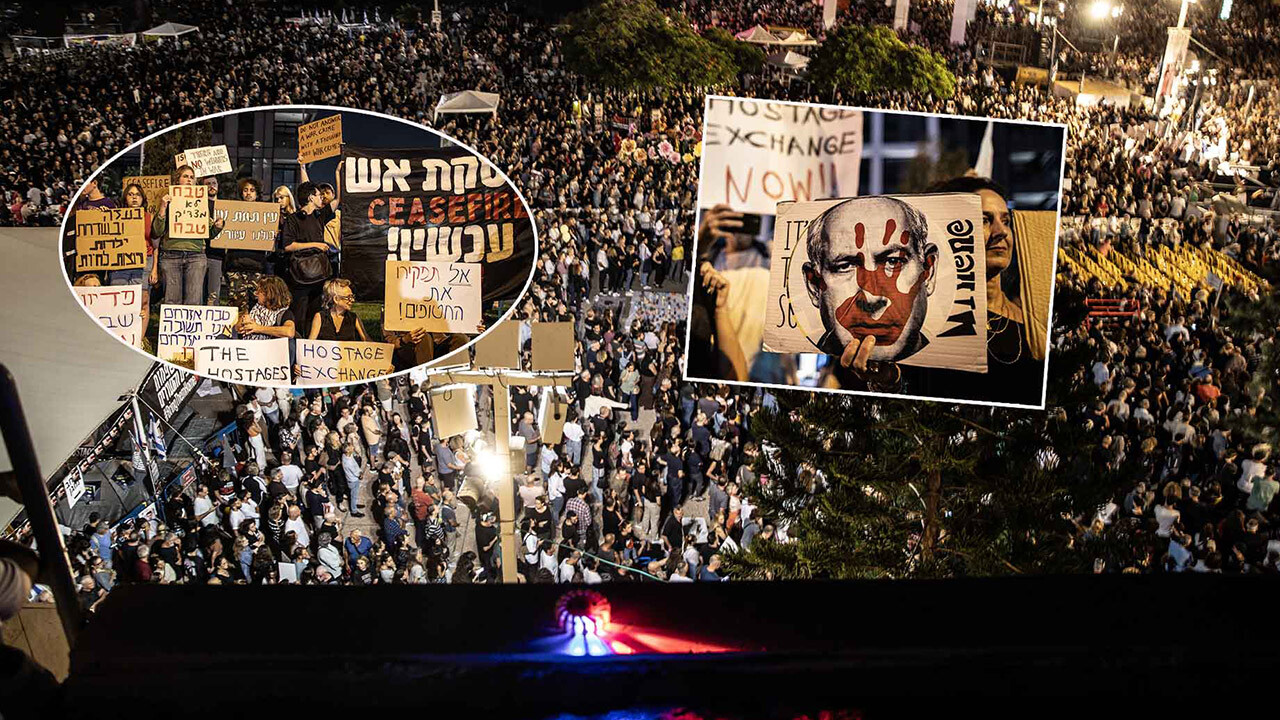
[339,146,536,302]
[136,362,201,425]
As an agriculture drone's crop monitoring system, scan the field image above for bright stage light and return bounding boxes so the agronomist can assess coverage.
[1090,1,1111,19]
[1111,5,1122,17]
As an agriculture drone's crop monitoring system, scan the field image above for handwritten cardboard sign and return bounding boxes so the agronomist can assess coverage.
[193,337,291,386]
[700,96,863,214]
[157,304,238,364]
[295,339,394,385]
[74,284,147,347]
[175,145,232,178]
[75,207,146,272]
[168,184,209,240]
[123,175,170,213]
[763,193,987,373]
[383,260,482,333]
[211,199,280,251]
[298,114,343,164]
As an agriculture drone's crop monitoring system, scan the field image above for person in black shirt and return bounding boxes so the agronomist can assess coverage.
[279,181,335,337]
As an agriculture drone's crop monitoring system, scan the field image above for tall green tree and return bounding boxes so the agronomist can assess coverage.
[704,27,766,76]
[141,121,214,177]
[807,25,956,98]
[563,0,738,89]
[725,342,1113,579]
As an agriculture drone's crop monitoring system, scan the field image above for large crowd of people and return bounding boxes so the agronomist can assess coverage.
[5,0,1280,601]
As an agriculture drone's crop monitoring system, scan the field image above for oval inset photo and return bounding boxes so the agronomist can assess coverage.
[60,105,537,388]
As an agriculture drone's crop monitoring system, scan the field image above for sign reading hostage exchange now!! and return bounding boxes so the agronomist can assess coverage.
[700,96,863,215]
[339,146,534,303]
[75,207,146,272]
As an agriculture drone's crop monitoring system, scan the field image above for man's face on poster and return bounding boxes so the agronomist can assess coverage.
[802,198,938,361]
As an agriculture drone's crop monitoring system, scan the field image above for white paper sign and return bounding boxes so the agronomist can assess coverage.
[700,96,862,215]
[157,304,238,363]
[74,284,147,347]
[176,145,233,178]
[193,337,291,386]
[383,260,483,333]
[63,469,86,508]
[763,193,988,373]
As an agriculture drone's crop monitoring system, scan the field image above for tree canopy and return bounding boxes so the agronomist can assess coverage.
[807,25,957,98]
[563,0,739,89]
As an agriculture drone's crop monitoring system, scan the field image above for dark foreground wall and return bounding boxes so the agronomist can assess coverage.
[50,576,1280,717]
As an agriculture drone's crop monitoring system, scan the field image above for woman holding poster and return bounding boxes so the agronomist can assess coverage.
[154,165,225,305]
[235,276,297,340]
[119,183,158,293]
[309,278,369,343]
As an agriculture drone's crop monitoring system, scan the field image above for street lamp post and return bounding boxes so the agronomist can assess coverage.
[426,368,575,583]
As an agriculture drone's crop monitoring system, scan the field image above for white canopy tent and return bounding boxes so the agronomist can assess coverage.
[434,90,501,121]
[141,22,199,41]
[774,30,819,46]
[0,231,151,531]
[735,25,781,44]
[767,50,811,70]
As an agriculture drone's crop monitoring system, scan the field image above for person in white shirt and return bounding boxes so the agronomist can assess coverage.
[194,486,219,528]
[1153,483,1182,538]
[284,503,310,548]
[1238,445,1270,495]
[557,550,580,583]
[562,419,584,467]
[669,563,694,582]
[547,467,566,521]
[581,558,602,584]
[277,451,304,496]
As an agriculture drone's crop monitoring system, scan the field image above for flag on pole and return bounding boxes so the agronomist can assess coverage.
[150,415,168,461]
[974,120,994,178]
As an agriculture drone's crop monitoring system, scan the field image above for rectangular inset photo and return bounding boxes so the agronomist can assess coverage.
[683,95,1067,409]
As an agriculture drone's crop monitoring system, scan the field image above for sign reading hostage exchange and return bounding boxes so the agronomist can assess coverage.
[339,145,535,302]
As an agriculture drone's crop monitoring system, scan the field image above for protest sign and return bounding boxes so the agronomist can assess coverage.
[157,304,238,364]
[383,260,483,333]
[298,114,343,164]
[168,184,209,239]
[74,207,146,272]
[62,469,86,508]
[211,199,280,250]
[295,339,395,385]
[700,96,862,215]
[74,284,147,347]
[193,337,291,385]
[762,193,988,374]
[175,145,232,177]
[339,145,535,301]
[123,175,170,212]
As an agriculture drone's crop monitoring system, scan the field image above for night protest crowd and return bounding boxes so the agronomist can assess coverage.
[4,0,1280,604]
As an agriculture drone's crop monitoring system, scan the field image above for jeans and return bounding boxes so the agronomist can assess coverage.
[680,398,696,428]
[108,252,152,294]
[551,495,565,523]
[368,441,380,460]
[639,270,650,287]
[628,392,639,422]
[205,255,223,304]
[624,269,634,290]
[564,438,582,466]
[161,251,208,305]
[348,480,362,511]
